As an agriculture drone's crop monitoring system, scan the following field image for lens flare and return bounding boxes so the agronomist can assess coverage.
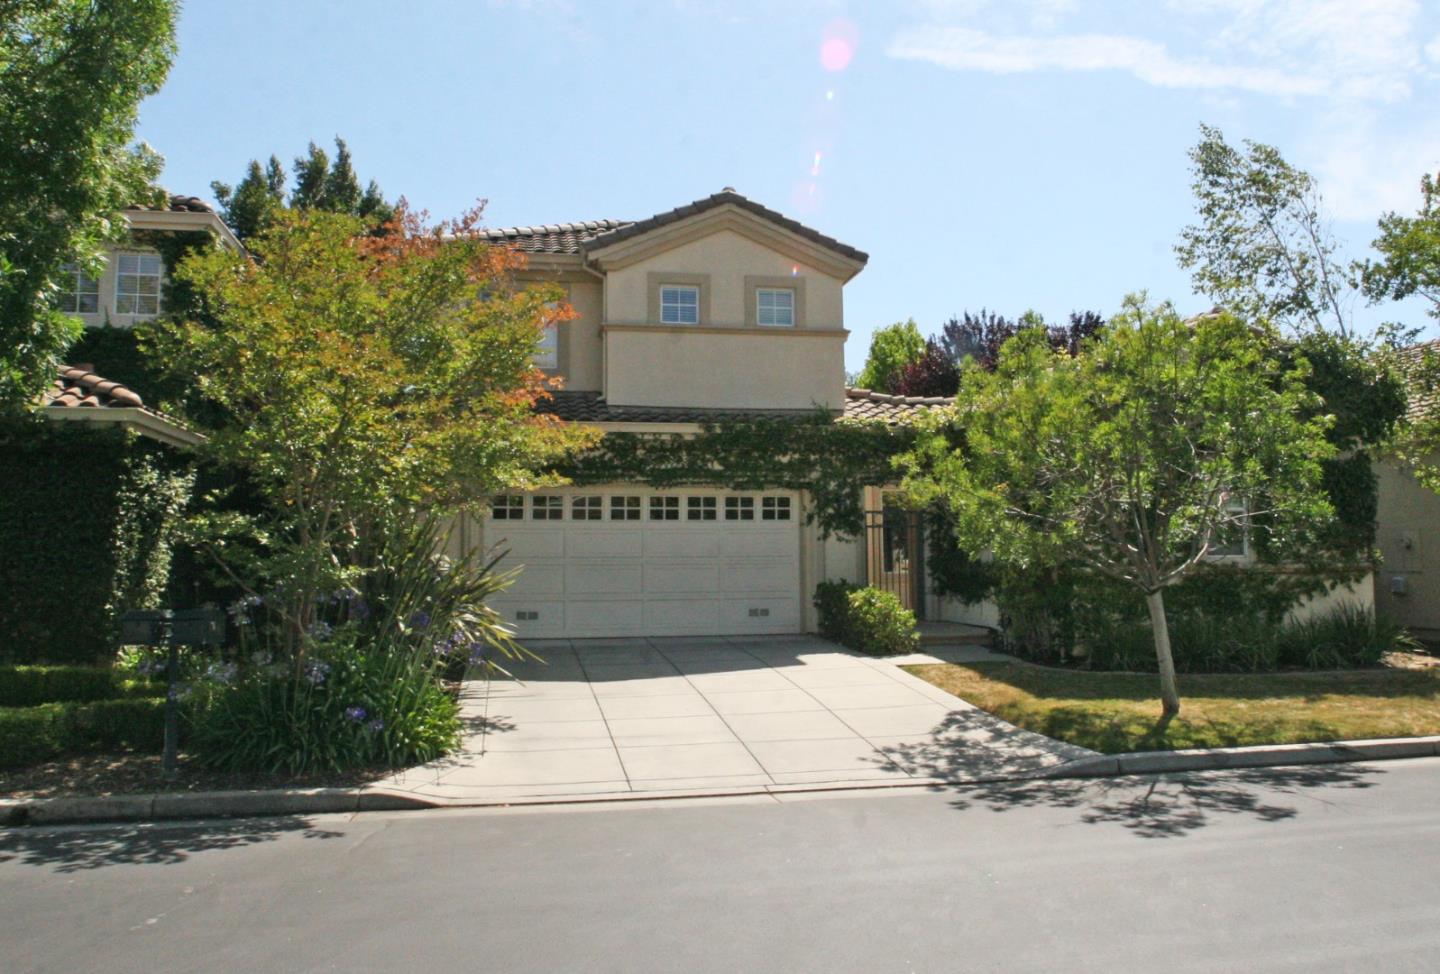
[820,18,858,72]
[811,151,823,176]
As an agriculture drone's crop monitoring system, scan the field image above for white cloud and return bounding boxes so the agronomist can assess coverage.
[890,0,1427,104]
[888,26,1328,97]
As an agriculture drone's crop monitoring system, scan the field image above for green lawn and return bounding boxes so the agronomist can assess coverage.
[902,661,1440,754]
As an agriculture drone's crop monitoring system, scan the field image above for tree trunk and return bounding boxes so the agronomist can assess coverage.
[1144,589,1181,717]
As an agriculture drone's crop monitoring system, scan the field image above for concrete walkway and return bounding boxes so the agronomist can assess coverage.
[377,636,1091,802]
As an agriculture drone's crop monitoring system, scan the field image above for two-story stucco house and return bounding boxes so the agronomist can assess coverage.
[443,188,944,640]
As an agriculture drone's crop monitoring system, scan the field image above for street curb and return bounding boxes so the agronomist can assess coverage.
[1038,735,1440,779]
[0,786,436,827]
[4,736,1438,826]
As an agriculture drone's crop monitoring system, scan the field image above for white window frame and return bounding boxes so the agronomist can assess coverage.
[1208,497,1250,560]
[531,495,564,520]
[687,496,717,521]
[649,496,680,521]
[534,301,559,369]
[660,285,700,325]
[762,495,792,521]
[756,288,795,327]
[571,495,603,521]
[610,495,641,521]
[57,262,100,314]
[115,252,163,317]
[492,494,525,520]
[725,496,755,521]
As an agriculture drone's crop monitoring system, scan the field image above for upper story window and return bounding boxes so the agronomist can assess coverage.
[57,262,100,314]
[1209,496,1249,559]
[756,288,794,327]
[660,285,700,325]
[534,301,559,369]
[115,253,163,316]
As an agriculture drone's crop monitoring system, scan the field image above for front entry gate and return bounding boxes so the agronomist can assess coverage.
[862,487,924,617]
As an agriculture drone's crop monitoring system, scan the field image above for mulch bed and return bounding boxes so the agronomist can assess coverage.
[0,753,398,802]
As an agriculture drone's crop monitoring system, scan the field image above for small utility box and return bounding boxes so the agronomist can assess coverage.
[170,607,224,647]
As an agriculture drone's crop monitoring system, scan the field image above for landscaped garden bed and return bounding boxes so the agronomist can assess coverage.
[903,658,1440,754]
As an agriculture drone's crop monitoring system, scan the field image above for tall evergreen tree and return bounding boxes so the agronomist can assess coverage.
[212,138,394,241]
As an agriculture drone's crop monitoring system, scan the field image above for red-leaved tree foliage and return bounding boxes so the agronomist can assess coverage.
[895,310,1106,396]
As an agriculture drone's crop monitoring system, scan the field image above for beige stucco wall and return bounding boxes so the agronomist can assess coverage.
[603,228,846,329]
[1286,573,1375,624]
[604,326,846,410]
[560,278,603,391]
[1376,453,1440,639]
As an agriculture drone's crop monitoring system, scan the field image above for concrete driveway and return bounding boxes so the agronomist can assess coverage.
[378,636,1091,803]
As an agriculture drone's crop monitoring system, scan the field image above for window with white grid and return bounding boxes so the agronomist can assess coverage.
[660,285,699,325]
[649,496,680,521]
[610,496,641,521]
[762,496,792,521]
[531,495,564,520]
[56,262,100,314]
[725,496,755,521]
[687,496,717,521]
[492,495,524,520]
[115,253,163,316]
[571,495,603,521]
[756,288,794,327]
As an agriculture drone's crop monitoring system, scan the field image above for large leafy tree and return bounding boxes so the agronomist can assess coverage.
[0,0,177,413]
[211,137,393,242]
[896,310,1105,396]
[856,318,925,393]
[1360,170,1440,323]
[1177,124,1351,337]
[146,207,597,654]
[901,296,1335,715]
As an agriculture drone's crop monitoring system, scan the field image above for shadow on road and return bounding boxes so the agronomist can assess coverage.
[0,816,343,873]
[943,762,1383,839]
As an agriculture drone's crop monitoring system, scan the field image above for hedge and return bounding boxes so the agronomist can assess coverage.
[814,580,921,656]
[0,666,161,707]
[0,697,168,769]
[0,420,194,665]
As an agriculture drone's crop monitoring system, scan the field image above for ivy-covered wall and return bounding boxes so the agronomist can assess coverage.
[0,421,194,664]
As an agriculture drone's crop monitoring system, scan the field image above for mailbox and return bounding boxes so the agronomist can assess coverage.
[120,609,170,646]
[170,607,225,647]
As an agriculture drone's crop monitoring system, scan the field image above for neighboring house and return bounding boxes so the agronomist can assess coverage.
[1375,339,1440,644]
[55,194,241,329]
[447,188,949,639]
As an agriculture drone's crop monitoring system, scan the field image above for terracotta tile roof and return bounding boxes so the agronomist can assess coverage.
[842,388,952,423]
[1397,338,1440,422]
[45,365,146,409]
[125,193,215,214]
[483,188,867,264]
[536,388,950,426]
[481,219,630,254]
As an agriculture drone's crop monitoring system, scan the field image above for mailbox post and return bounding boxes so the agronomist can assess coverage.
[119,607,224,777]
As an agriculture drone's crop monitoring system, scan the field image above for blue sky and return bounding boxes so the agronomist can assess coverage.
[139,0,1440,370]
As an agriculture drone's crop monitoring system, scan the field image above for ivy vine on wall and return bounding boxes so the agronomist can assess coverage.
[551,412,917,538]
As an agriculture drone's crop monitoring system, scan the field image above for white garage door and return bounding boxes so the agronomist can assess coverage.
[483,488,802,638]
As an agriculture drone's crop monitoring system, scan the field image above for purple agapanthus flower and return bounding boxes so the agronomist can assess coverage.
[345,705,367,722]
[407,611,431,630]
[306,620,333,643]
[205,661,238,686]
[304,660,331,686]
[468,642,487,664]
[365,717,385,733]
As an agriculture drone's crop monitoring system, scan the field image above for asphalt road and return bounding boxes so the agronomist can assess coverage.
[5,758,1440,973]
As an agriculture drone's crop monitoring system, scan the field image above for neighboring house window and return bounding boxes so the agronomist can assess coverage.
[534,301,559,369]
[57,262,100,314]
[532,495,564,520]
[115,253,163,316]
[756,288,794,327]
[1210,497,1249,558]
[762,496,792,521]
[572,496,602,521]
[649,496,680,521]
[687,496,717,521]
[725,496,755,521]
[492,495,525,520]
[660,285,700,325]
[610,495,641,521]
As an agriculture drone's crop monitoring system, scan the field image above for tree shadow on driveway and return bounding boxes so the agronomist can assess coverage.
[0,816,344,873]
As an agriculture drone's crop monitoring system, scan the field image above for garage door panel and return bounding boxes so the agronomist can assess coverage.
[645,599,723,634]
[719,561,797,594]
[643,563,721,594]
[644,531,721,559]
[505,562,565,596]
[492,529,565,559]
[721,598,800,632]
[491,598,567,637]
[720,532,794,558]
[567,530,644,559]
[570,599,647,634]
[566,563,643,596]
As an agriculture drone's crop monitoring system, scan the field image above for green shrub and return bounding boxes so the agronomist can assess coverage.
[0,697,167,770]
[0,665,160,707]
[189,633,460,774]
[813,582,920,656]
[1275,603,1416,670]
[814,579,860,644]
[845,588,921,656]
